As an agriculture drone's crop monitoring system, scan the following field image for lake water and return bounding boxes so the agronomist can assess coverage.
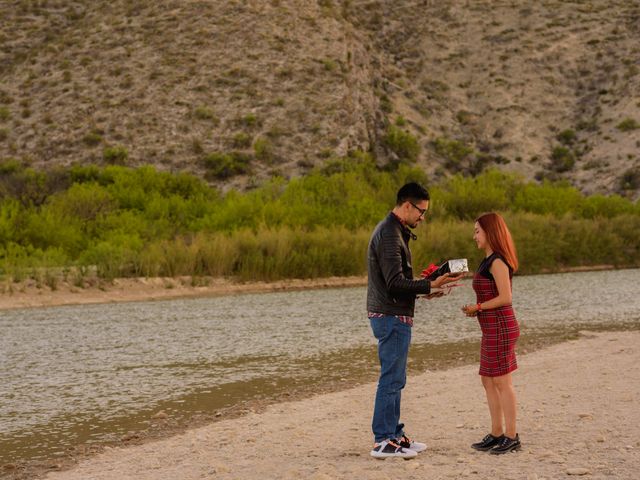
[1,268,639,465]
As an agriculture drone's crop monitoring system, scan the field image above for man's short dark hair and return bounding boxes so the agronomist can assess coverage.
[396,182,430,206]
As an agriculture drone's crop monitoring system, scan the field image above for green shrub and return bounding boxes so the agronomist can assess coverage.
[203,152,251,179]
[432,137,473,171]
[576,118,598,132]
[0,159,22,176]
[253,137,274,163]
[0,199,21,245]
[191,138,204,154]
[21,208,86,256]
[0,107,10,121]
[384,125,420,163]
[194,106,217,122]
[80,233,143,279]
[322,58,337,71]
[556,129,576,145]
[550,146,575,172]
[616,118,639,131]
[580,193,637,218]
[82,131,103,146]
[471,153,506,176]
[0,166,49,206]
[456,110,473,125]
[420,78,449,98]
[395,116,407,127]
[510,213,640,272]
[103,146,128,165]
[513,180,583,216]
[232,132,252,148]
[620,167,640,191]
[379,94,392,113]
[49,183,114,223]
[434,170,517,220]
[240,113,259,128]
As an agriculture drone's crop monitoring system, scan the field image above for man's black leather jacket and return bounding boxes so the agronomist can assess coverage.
[366,212,431,317]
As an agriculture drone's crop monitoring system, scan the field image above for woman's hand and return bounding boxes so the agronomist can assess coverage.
[461,304,478,317]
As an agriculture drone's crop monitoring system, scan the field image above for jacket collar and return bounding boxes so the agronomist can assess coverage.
[389,212,417,241]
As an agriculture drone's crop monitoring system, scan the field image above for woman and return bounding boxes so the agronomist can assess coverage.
[462,212,521,454]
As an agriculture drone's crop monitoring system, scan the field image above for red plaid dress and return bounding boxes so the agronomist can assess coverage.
[472,254,519,377]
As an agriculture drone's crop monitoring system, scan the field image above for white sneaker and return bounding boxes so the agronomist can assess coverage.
[370,439,418,459]
[399,434,427,453]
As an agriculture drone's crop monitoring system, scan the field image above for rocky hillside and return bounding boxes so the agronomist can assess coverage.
[1,0,639,197]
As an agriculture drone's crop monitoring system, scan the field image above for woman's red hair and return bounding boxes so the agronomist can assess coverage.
[476,212,519,272]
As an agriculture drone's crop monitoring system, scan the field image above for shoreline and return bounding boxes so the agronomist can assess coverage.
[0,275,368,311]
[31,329,640,480]
[0,264,630,311]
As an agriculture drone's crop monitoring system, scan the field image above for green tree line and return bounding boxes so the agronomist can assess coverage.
[0,155,639,282]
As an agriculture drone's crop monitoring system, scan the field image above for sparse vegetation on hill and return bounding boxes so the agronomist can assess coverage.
[1,0,639,198]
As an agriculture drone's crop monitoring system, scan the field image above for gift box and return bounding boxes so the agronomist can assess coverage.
[422,258,468,280]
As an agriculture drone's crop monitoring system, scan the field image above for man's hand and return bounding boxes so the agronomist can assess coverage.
[423,290,445,300]
[431,272,465,289]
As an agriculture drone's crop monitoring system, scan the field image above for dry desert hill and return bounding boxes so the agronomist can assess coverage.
[1,0,639,197]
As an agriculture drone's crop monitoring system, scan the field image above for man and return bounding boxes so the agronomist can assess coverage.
[367,182,462,459]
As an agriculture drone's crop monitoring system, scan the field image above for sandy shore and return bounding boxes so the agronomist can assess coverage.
[40,330,639,480]
[0,276,367,311]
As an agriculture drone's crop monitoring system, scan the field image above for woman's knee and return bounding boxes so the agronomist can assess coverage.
[492,375,513,392]
[481,375,494,388]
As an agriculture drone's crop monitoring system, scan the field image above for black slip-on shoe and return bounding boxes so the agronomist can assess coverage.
[489,434,521,454]
[471,433,504,451]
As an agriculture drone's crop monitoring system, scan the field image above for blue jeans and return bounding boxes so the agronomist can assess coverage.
[370,315,412,443]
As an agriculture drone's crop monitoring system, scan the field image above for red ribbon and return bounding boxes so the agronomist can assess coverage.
[421,263,438,278]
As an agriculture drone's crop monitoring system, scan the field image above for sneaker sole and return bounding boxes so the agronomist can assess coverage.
[370,452,418,460]
[489,444,522,455]
[471,444,498,452]
[409,445,427,453]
